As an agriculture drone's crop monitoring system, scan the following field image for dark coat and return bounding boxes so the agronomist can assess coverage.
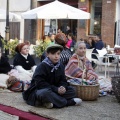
[0,35,3,48]
[0,56,12,73]
[13,53,36,70]
[22,62,69,106]
[92,40,104,59]
[86,40,95,49]
[93,40,104,54]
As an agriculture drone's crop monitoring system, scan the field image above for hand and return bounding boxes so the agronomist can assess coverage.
[58,86,66,95]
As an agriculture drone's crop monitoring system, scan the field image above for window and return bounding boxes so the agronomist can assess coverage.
[90,0,102,35]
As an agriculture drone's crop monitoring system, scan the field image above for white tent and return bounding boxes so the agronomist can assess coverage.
[0,9,21,21]
[21,0,90,19]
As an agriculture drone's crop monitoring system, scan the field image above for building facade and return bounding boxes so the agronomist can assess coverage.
[0,0,31,41]
[78,0,116,47]
[116,0,120,45]
[34,0,117,47]
[0,0,118,47]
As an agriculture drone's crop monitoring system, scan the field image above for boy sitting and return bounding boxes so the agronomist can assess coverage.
[23,44,82,108]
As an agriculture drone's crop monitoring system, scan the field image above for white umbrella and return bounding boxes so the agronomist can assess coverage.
[0,9,21,21]
[21,0,90,19]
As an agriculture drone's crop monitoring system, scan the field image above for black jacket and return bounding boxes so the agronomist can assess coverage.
[0,56,12,73]
[23,62,69,106]
[13,53,36,70]
[0,35,3,47]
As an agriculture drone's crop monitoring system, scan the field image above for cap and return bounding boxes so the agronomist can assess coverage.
[46,43,63,53]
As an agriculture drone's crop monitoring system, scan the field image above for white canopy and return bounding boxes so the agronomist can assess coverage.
[0,9,21,21]
[22,0,90,19]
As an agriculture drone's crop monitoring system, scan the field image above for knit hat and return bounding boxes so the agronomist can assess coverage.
[46,43,63,53]
[15,41,30,53]
[55,33,67,46]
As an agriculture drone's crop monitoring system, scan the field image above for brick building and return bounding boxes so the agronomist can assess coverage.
[78,0,116,47]
[26,0,118,47]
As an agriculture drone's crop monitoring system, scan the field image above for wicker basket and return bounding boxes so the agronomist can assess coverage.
[71,84,99,101]
[111,76,120,102]
[111,61,120,102]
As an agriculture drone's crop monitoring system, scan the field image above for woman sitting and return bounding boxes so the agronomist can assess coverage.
[65,41,98,82]
[13,41,37,81]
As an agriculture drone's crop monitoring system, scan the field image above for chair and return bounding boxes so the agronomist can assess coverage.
[92,48,115,78]
[86,48,94,62]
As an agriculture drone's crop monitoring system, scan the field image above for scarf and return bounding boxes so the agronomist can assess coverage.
[42,57,60,72]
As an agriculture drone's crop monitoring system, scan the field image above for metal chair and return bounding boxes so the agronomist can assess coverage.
[92,48,115,78]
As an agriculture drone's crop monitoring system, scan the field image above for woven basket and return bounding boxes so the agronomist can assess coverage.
[71,84,99,101]
[111,76,120,102]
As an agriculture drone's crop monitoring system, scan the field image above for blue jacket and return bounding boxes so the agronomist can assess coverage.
[93,40,104,53]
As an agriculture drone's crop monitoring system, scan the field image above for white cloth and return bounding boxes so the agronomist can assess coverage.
[98,76,112,92]
[8,69,32,82]
[0,74,9,88]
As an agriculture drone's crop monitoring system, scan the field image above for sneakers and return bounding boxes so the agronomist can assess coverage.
[43,103,53,109]
[67,98,82,106]
[73,98,82,105]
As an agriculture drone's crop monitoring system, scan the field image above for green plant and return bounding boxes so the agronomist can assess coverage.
[2,38,19,58]
[33,41,49,57]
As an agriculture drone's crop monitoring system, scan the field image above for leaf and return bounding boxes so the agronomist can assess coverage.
[1,38,19,57]
[33,41,49,57]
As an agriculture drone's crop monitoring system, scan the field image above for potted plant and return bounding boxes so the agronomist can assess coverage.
[33,40,49,57]
[2,38,19,58]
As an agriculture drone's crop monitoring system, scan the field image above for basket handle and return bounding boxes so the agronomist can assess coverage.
[82,65,88,85]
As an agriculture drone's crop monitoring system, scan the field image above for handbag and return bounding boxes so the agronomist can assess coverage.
[6,76,24,92]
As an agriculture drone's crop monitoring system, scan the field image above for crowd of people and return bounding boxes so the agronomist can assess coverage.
[0,29,112,109]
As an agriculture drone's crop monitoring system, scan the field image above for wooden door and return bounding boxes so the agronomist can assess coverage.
[9,22,20,40]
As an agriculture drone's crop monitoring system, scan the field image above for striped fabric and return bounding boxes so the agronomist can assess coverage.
[65,54,98,80]
[60,48,72,66]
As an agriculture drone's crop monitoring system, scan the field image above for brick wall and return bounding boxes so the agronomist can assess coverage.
[77,0,116,47]
[101,0,116,47]
[77,0,90,40]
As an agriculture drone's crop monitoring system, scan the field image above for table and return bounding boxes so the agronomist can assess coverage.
[104,53,120,78]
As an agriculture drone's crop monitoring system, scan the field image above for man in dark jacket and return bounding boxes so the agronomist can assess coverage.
[23,44,82,108]
[92,35,104,68]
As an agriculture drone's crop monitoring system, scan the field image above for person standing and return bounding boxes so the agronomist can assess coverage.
[65,26,71,36]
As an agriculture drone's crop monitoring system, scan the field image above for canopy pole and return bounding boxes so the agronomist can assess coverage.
[56,19,57,34]
[5,0,9,58]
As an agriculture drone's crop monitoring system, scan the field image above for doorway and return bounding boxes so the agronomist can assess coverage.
[58,19,77,35]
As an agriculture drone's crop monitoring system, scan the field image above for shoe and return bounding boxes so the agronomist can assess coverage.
[43,103,53,109]
[73,98,82,105]
[67,98,82,106]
